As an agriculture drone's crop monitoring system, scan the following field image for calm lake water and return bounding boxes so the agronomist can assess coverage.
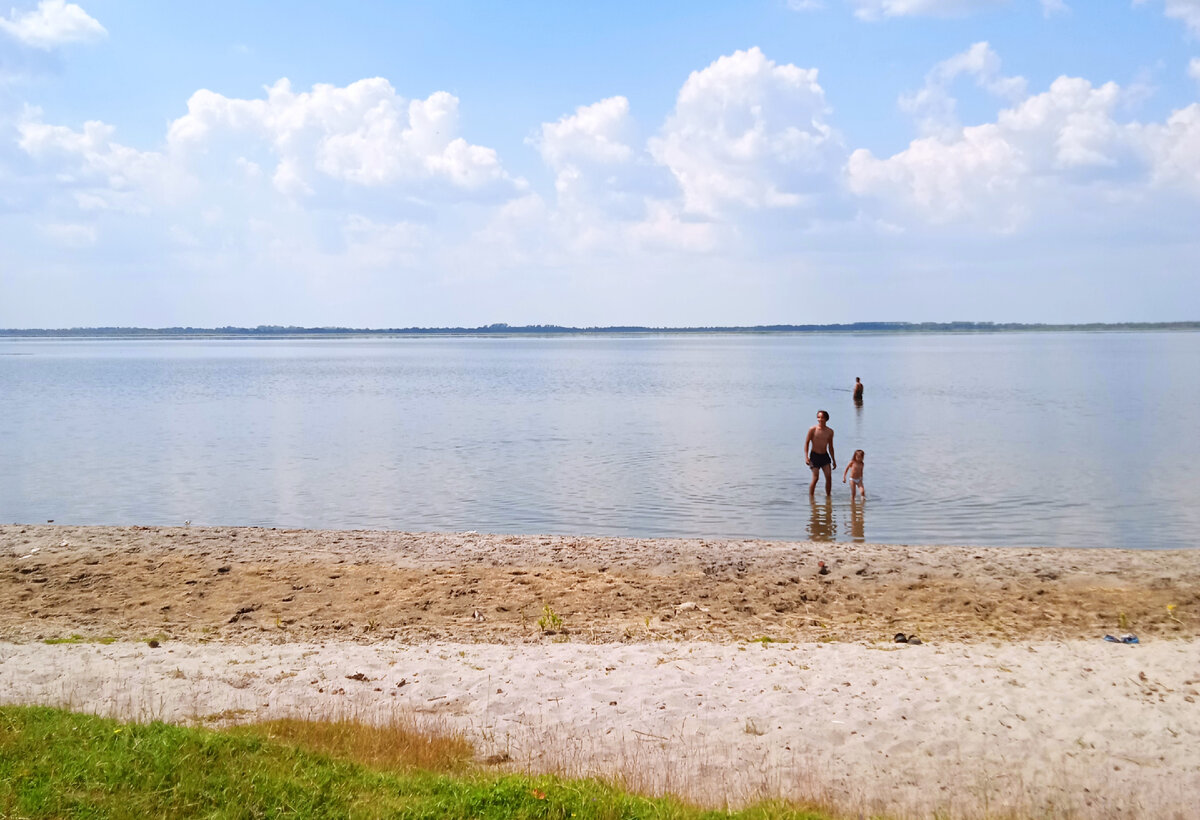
[2,333,1198,549]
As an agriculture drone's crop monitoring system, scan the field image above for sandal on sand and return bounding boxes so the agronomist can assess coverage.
[1103,633,1139,644]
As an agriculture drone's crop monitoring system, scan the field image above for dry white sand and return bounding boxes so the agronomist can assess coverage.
[2,636,1197,818]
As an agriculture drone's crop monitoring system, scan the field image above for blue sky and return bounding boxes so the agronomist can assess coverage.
[1,0,1198,327]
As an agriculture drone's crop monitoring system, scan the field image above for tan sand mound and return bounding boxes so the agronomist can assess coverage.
[2,524,1197,644]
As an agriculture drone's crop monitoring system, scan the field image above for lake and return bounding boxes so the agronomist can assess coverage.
[2,332,1197,548]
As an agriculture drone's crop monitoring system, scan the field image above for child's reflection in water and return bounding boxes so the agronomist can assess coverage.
[848,498,865,542]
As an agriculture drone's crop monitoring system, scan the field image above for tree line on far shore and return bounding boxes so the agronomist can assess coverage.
[2,321,1198,337]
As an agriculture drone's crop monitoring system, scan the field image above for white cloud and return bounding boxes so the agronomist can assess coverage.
[648,47,840,216]
[1143,103,1200,190]
[848,123,1024,226]
[998,77,1131,168]
[900,42,1027,137]
[1190,57,1200,82]
[846,0,1006,21]
[17,107,179,211]
[1135,0,1200,36]
[0,0,105,49]
[167,78,522,196]
[8,46,1200,327]
[522,49,851,258]
[14,78,529,280]
[532,96,634,169]
[524,49,847,257]
[1040,0,1068,16]
[528,95,654,231]
[849,69,1200,228]
[528,47,1200,259]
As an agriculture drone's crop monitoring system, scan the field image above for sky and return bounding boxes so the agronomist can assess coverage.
[1,0,1198,328]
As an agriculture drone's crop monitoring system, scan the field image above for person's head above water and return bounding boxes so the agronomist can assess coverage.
[816,410,829,423]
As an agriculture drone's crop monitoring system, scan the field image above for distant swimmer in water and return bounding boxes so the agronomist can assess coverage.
[842,449,866,500]
[853,377,864,404]
[804,410,836,497]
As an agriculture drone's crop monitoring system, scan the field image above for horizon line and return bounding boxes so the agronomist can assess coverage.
[3,320,1199,336]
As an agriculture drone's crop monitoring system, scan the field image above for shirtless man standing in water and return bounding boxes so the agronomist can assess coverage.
[805,410,836,496]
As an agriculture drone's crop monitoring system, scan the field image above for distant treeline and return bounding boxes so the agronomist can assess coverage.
[2,321,1198,337]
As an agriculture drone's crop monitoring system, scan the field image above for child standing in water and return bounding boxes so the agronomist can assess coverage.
[842,449,866,499]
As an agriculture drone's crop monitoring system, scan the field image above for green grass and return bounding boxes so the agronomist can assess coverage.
[0,706,836,820]
[41,635,118,645]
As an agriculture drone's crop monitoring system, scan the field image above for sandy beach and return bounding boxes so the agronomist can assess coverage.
[3,524,1199,818]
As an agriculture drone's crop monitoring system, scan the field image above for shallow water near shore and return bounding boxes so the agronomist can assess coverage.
[2,331,1198,548]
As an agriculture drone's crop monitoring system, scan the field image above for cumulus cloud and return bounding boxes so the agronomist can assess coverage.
[522,48,850,257]
[1135,0,1200,36]
[1143,103,1200,190]
[1190,57,1200,83]
[9,45,1200,326]
[14,78,527,276]
[528,95,657,231]
[845,0,1006,21]
[17,107,179,212]
[648,47,840,216]
[849,67,1200,229]
[167,78,521,197]
[532,96,634,169]
[848,76,1125,224]
[0,0,105,49]
[900,42,1027,137]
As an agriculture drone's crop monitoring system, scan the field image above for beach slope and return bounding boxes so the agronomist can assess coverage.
[2,524,1198,818]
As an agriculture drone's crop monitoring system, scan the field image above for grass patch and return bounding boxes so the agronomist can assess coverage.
[751,636,784,647]
[0,706,836,819]
[537,604,564,633]
[41,635,118,646]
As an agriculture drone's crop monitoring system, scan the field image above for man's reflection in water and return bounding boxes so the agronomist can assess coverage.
[807,497,836,542]
[848,498,865,542]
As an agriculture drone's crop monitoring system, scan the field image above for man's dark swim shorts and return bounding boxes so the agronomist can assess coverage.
[809,452,831,470]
